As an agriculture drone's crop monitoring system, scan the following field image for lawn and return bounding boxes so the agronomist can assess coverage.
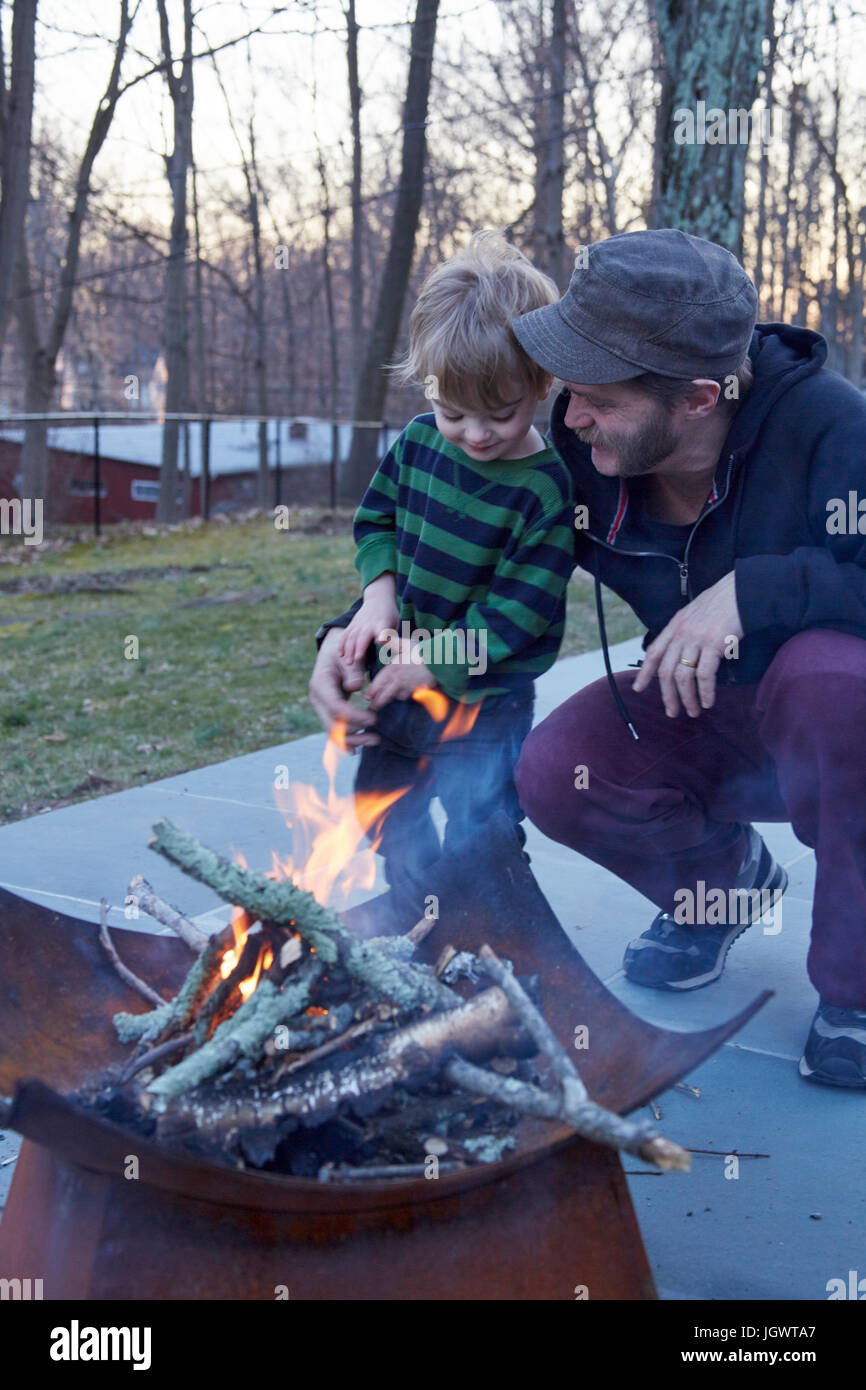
[0,510,642,824]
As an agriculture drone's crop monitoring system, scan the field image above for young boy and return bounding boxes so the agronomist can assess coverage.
[339,232,575,922]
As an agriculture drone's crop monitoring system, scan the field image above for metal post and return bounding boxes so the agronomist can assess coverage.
[274,418,282,507]
[93,416,101,537]
[330,420,338,511]
[202,417,211,520]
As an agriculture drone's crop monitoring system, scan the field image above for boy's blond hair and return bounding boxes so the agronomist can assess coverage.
[393,231,559,412]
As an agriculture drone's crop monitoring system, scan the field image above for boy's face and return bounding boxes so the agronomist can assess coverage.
[431,382,550,462]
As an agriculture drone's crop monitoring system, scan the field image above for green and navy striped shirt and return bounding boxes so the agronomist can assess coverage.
[353,413,575,702]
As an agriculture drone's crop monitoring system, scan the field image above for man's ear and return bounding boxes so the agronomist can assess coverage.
[684,379,721,417]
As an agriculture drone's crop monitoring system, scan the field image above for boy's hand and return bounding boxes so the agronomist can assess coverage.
[364,637,435,710]
[338,573,399,666]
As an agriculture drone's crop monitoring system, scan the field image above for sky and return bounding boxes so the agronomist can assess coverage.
[28,0,509,241]
[16,0,866,266]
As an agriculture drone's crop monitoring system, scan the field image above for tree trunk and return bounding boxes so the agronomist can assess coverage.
[318,149,340,511]
[15,0,132,508]
[339,0,439,507]
[649,0,768,257]
[0,0,37,358]
[346,0,363,385]
[537,0,567,288]
[156,0,194,523]
[752,0,775,309]
[247,125,269,509]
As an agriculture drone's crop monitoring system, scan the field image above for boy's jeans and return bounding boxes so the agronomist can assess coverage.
[354,684,534,920]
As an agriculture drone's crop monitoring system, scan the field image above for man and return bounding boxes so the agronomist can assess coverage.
[310,227,866,1089]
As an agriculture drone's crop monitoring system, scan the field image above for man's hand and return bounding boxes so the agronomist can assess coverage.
[308,627,379,751]
[364,638,435,711]
[632,570,743,717]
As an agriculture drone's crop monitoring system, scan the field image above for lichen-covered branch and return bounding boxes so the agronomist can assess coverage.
[150,818,456,1011]
[147,958,324,1106]
[157,984,530,1141]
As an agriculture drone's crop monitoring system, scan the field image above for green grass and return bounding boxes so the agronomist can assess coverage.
[0,511,642,824]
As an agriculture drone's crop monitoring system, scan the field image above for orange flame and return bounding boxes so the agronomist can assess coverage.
[217,689,482,1008]
[220,907,252,979]
[412,687,449,721]
[412,687,483,740]
[238,944,267,1002]
[270,727,410,905]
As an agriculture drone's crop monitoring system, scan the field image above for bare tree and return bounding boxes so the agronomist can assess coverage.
[345,0,363,385]
[340,0,439,506]
[155,0,194,522]
[0,0,36,358]
[533,0,567,287]
[15,0,134,506]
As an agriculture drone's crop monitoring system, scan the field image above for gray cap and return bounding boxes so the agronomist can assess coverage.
[513,228,758,383]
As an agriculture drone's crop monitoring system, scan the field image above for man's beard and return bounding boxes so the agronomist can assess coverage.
[576,405,680,477]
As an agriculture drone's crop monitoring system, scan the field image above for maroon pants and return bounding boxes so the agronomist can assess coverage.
[514,629,866,1008]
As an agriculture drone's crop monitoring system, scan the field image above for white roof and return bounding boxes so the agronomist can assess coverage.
[0,419,401,477]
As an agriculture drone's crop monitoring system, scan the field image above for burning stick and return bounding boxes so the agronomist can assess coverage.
[146,955,324,1106]
[150,819,457,1011]
[274,1006,395,1079]
[156,984,533,1141]
[126,875,208,954]
[113,922,235,1047]
[98,900,168,1008]
[405,916,438,945]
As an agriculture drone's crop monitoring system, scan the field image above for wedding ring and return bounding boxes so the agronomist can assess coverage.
[679,658,699,668]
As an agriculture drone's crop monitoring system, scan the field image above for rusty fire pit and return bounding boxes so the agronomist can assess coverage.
[0,815,770,1300]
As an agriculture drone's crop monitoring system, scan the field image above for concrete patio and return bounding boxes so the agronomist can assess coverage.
[1,635,863,1301]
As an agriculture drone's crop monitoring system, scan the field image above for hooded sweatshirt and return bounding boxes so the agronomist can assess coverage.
[550,322,866,687]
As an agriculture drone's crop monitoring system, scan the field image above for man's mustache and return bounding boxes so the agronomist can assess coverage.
[575,426,612,448]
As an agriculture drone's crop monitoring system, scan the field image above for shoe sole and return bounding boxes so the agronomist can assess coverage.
[625,862,788,993]
[798,1056,866,1089]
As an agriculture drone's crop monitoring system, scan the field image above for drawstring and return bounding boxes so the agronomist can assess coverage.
[594,572,639,740]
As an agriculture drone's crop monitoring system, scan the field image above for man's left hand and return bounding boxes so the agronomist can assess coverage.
[632,570,743,717]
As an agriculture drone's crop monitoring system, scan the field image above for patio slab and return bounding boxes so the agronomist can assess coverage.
[1,636,859,1303]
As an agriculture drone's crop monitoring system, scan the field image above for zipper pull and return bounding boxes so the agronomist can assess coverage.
[679,563,689,596]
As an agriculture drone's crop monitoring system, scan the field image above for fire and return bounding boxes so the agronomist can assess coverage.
[412,687,483,740]
[238,946,267,1003]
[215,686,483,1007]
[412,687,449,721]
[270,726,410,905]
[219,908,252,979]
[217,906,274,1002]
